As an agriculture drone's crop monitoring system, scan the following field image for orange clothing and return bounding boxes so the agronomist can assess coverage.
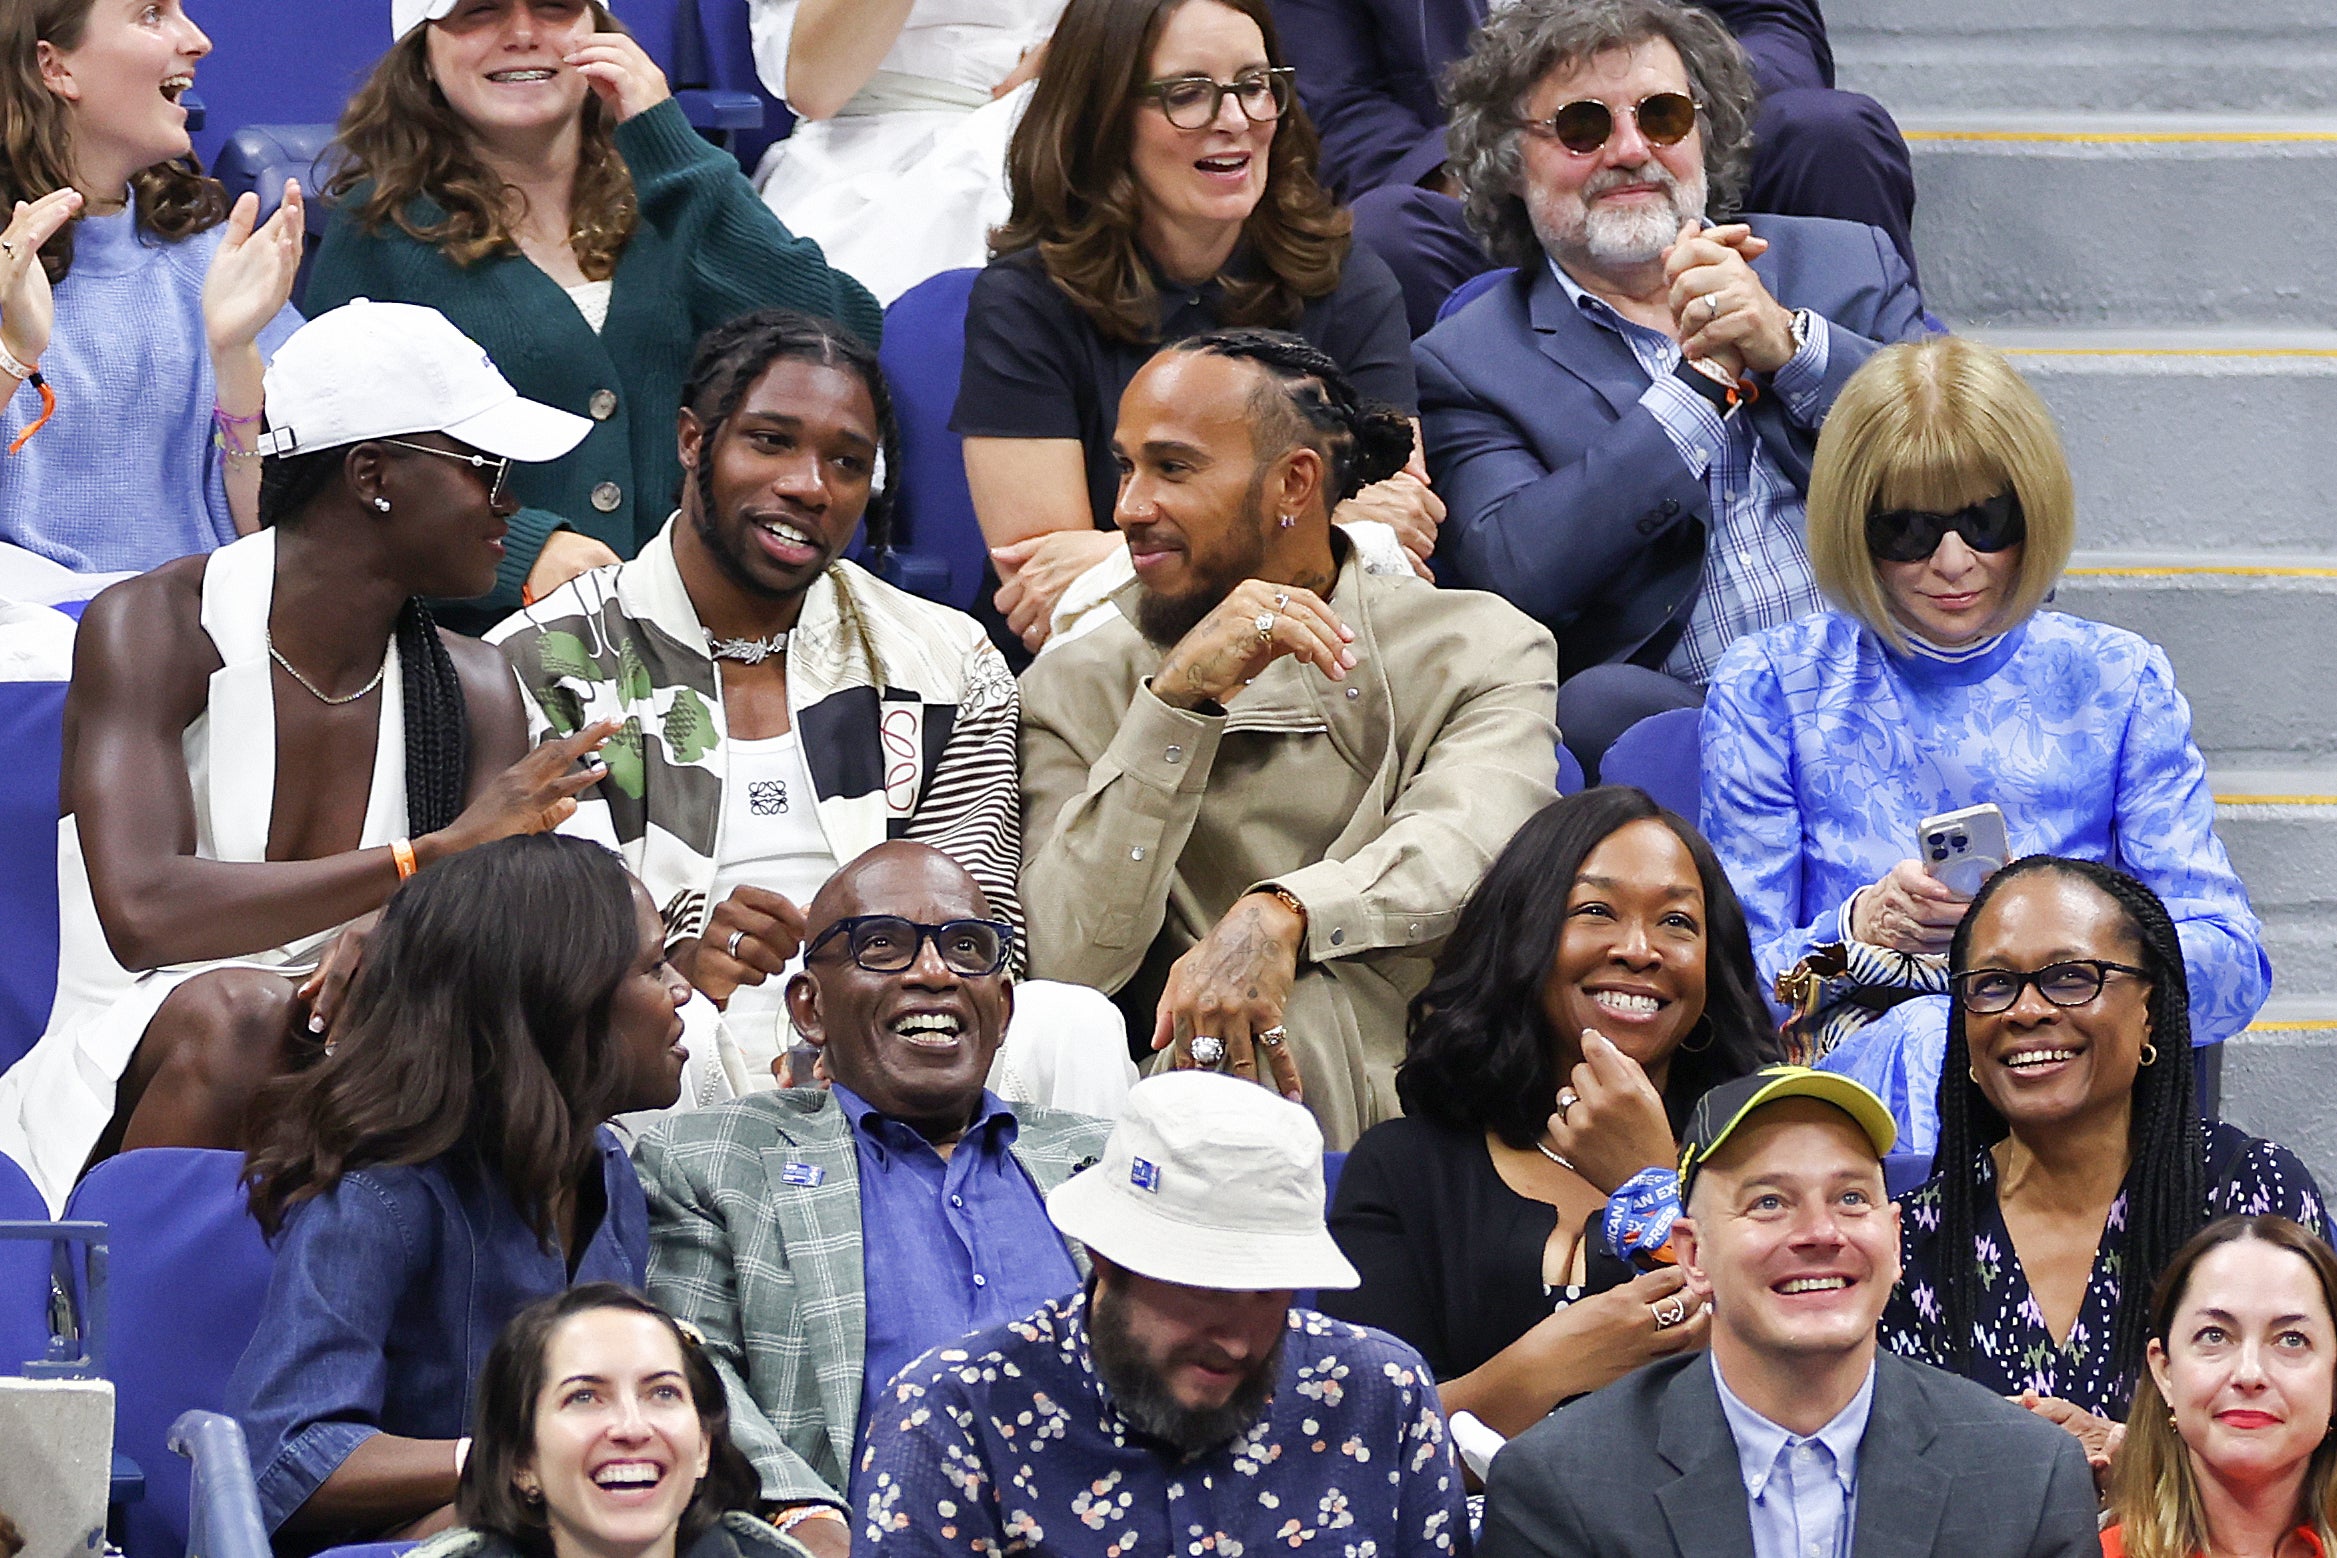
[2101,1522,2327,1558]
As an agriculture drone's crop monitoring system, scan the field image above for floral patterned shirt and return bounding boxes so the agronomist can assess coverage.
[1880,1122,2327,1418]
[854,1293,1469,1556]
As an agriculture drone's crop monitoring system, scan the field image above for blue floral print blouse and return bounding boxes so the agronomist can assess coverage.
[1881,1121,2326,1418]
[854,1293,1469,1555]
[1699,610,2270,1162]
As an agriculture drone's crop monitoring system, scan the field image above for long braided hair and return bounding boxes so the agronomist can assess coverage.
[678,308,900,560]
[257,450,470,836]
[1934,855,2200,1403]
[1166,328,1415,506]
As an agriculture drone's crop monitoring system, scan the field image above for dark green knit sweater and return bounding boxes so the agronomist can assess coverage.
[303,98,882,630]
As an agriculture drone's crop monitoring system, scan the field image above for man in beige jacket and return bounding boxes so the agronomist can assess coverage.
[1019,329,1560,1147]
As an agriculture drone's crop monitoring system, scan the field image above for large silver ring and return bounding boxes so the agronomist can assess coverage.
[1556,1088,1580,1122]
[1254,611,1276,643]
[1703,292,1724,322]
[1273,591,1290,609]
[1256,1026,1288,1050]
[726,928,746,960]
[1651,1294,1689,1330]
[1190,1035,1227,1069]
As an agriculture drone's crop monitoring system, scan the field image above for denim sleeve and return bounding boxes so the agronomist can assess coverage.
[224,1174,424,1532]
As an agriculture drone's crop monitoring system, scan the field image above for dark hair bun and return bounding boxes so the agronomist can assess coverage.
[1346,405,1415,494]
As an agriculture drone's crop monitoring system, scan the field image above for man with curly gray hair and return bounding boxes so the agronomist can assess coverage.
[1411,0,1928,782]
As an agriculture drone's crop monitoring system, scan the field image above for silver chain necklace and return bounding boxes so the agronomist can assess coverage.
[267,629,388,706]
[1535,1136,1576,1172]
[707,631,788,665]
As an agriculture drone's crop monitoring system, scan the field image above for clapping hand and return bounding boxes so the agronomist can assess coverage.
[1663,219,1796,375]
[0,189,83,369]
[202,183,304,357]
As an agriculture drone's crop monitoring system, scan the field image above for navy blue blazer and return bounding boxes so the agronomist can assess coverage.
[1413,214,1927,680]
[1273,0,1837,198]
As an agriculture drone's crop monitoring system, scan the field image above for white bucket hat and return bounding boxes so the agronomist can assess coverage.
[1047,1072,1359,1292]
[391,0,459,39]
[254,300,591,465]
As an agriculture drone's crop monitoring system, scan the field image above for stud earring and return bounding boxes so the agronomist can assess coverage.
[1278,513,1296,529]
[373,497,391,513]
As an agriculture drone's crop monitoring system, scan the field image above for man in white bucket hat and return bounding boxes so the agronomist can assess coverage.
[853,1070,1470,1555]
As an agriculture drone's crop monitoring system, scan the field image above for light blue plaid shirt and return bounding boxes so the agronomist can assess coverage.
[1713,1359,1876,1558]
[1547,260,1832,683]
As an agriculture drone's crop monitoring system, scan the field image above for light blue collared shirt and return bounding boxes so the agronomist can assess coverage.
[1712,1359,1876,1558]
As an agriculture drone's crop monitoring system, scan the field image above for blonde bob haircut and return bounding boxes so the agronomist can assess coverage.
[1805,335,2075,652]
[2109,1215,2337,1558]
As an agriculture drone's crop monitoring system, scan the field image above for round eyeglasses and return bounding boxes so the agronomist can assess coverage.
[1520,91,1701,155]
[1141,67,1294,131]
[1865,489,2026,564]
[377,437,514,506]
[803,915,1015,977]
[1950,959,2149,1015]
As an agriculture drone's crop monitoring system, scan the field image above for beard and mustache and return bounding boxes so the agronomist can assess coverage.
[1088,1283,1286,1456]
[1528,158,1711,269]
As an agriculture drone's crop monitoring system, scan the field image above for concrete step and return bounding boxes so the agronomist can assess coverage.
[2213,776,2337,995]
[1837,35,2337,116]
[1904,114,2337,329]
[1973,330,2337,556]
[2222,1002,2337,1194]
[2051,556,2337,766]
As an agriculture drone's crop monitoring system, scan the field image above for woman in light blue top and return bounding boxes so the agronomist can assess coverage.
[1699,336,2267,1166]
[0,0,303,575]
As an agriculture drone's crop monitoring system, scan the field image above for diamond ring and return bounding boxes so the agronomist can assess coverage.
[1190,1035,1227,1068]
[1254,611,1276,643]
[1256,1026,1288,1049]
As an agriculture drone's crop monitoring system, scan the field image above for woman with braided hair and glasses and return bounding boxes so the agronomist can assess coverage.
[1882,857,2322,1482]
[0,301,622,1214]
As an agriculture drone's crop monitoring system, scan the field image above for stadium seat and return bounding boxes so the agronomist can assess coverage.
[877,268,988,613]
[179,4,384,171]
[1556,742,1585,798]
[171,1411,272,1558]
[0,1153,53,1379]
[1436,268,1515,325]
[65,1151,274,1558]
[610,0,789,165]
[0,681,68,1074]
[1600,706,1702,820]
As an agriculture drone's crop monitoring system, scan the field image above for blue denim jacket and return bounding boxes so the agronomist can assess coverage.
[227,1128,648,1533]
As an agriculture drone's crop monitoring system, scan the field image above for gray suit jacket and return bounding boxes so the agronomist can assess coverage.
[1476,1351,2100,1558]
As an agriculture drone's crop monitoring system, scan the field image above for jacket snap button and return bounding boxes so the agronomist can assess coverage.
[588,389,618,420]
[590,481,623,512]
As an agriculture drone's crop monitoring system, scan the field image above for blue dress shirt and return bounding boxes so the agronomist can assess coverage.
[832,1084,1079,1484]
[1713,1359,1876,1558]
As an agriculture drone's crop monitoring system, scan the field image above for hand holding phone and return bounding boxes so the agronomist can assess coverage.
[1918,803,2011,899]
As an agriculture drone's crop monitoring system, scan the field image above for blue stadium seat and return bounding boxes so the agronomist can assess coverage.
[182,4,385,171]
[1556,742,1585,798]
[1436,267,1515,325]
[611,0,789,164]
[65,1151,275,1558]
[0,680,68,1074]
[0,1151,52,1378]
[877,268,988,613]
[1601,706,1702,820]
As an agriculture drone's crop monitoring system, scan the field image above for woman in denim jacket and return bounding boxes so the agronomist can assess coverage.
[227,834,694,1545]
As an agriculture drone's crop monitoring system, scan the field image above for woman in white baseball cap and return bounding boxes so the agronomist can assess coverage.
[305,0,881,632]
[0,0,305,575]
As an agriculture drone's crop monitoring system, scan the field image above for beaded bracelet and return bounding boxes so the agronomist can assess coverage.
[213,404,265,468]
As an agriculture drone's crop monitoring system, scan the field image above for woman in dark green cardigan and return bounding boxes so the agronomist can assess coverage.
[307,0,880,632]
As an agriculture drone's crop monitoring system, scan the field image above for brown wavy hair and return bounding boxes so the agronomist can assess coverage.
[992,0,1349,346]
[0,0,229,283]
[326,3,637,277]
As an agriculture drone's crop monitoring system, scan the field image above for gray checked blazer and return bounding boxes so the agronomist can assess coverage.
[1476,1351,2101,1558]
[632,1089,1113,1507]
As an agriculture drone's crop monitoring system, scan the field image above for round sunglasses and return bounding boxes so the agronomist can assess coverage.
[1520,91,1701,155]
[1865,489,2026,564]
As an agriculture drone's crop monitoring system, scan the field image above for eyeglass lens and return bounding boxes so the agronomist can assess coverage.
[1864,490,2026,564]
[1155,71,1290,130]
[846,917,1007,976]
[1959,961,2112,1014]
[1546,92,1699,154]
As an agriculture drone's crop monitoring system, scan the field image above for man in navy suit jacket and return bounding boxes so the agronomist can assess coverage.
[1412,0,1926,778]
[1274,0,1917,334]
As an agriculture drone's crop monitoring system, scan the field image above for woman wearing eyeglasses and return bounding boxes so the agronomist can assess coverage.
[952,0,1435,663]
[1881,857,2320,1459]
[1698,335,2268,1165]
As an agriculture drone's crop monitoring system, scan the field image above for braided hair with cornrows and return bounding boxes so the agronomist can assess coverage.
[1166,328,1415,505]
[1934,854,2201,1402]
[677,308,900,560]
[257,449,470,836]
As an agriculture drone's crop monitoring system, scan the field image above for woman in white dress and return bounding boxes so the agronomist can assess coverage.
[749,0,1060,304]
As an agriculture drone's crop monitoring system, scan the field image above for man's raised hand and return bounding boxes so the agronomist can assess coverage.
[1151,579,1355,711]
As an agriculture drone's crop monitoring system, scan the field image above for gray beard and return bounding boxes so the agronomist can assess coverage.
[1531,161,1709,271]
[1088,1287,1284,1456]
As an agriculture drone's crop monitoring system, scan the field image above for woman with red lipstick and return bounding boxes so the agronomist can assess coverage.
[1699,335,2266,1171]
[1883,859,2322,1464]
[229,835,694,1546]
[1319,786,1781,1436]
[2105,1216,2337,1558]
[953,0,1436,663]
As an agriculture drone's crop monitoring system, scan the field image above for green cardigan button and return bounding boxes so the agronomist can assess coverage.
[591,481,623,512]
[588,389,618,420]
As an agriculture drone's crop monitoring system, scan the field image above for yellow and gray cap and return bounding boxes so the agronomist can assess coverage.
[1677,1065,1897,1198]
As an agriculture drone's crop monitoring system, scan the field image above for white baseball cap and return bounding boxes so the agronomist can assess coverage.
[392,0,459,39]
[255,300,591,464]
[1047,1072,1360,1292]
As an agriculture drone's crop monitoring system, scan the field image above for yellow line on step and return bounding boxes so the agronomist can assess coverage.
[2248,1019,2337,1032]
[1906,129,2337,144]
[2065,565,2337,579]
[2216,795,2337,806]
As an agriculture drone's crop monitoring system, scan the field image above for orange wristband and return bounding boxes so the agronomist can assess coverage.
[391,837,418,880]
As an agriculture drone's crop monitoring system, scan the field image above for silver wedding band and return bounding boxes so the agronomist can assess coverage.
[1703,293,1723,321]
[1190,1035,1227,1069]
[1651,1294,1689,1330]
[1257,1026,1288,1050]
[1556,1088,1580,1122]
[1272,591,1290,609]
[726,928,746,960]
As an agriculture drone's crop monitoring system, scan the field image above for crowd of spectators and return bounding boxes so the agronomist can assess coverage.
[0,0,2308,1555]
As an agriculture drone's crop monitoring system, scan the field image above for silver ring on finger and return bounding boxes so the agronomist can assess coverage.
[1272,591,1290,610]
[1256,1025,1288,1050]
[1703,293,1724,322]
[726,928,746,960]
[1651,1294,1689,1330]
[1254,611,1276,644]
[1189,1035,1227,1069]
[1556,1088,1580,1122]
[1,241,14,257]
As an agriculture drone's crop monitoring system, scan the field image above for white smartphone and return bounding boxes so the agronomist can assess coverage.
[1917,803,2010,898]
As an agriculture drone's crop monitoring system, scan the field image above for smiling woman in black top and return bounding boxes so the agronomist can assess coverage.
[1319,786,1780,1436]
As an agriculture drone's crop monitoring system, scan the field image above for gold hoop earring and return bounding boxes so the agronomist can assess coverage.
[1677,1020,1714,1055]
[2140,1043,2158,1067]
[1967,1067,1978,1084]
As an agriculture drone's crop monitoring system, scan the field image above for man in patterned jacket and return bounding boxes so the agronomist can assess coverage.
[494,310,1126,1109]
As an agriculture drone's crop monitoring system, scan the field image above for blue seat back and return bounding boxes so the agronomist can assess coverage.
[0,680,67,1073]
[1600,706,1703,820]
[0,1152,52,1377]
[1555,742,1585,797]
[611,0,794,170]
[185,4,385,170]
[1436,267,1516,324]
[879,268,988,613]
[65,1150,275,1558]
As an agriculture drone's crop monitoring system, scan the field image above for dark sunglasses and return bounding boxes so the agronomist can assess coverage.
[1951,959,2149,1016]
[1865,489,2027,564]
[803,915,1015,977]
[1141,68,1294,131]
[1521,91,1701,155]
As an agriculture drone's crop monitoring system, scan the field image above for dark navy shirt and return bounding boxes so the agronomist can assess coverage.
[833,1084,1080,1484]
[227,1129,648,1534]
